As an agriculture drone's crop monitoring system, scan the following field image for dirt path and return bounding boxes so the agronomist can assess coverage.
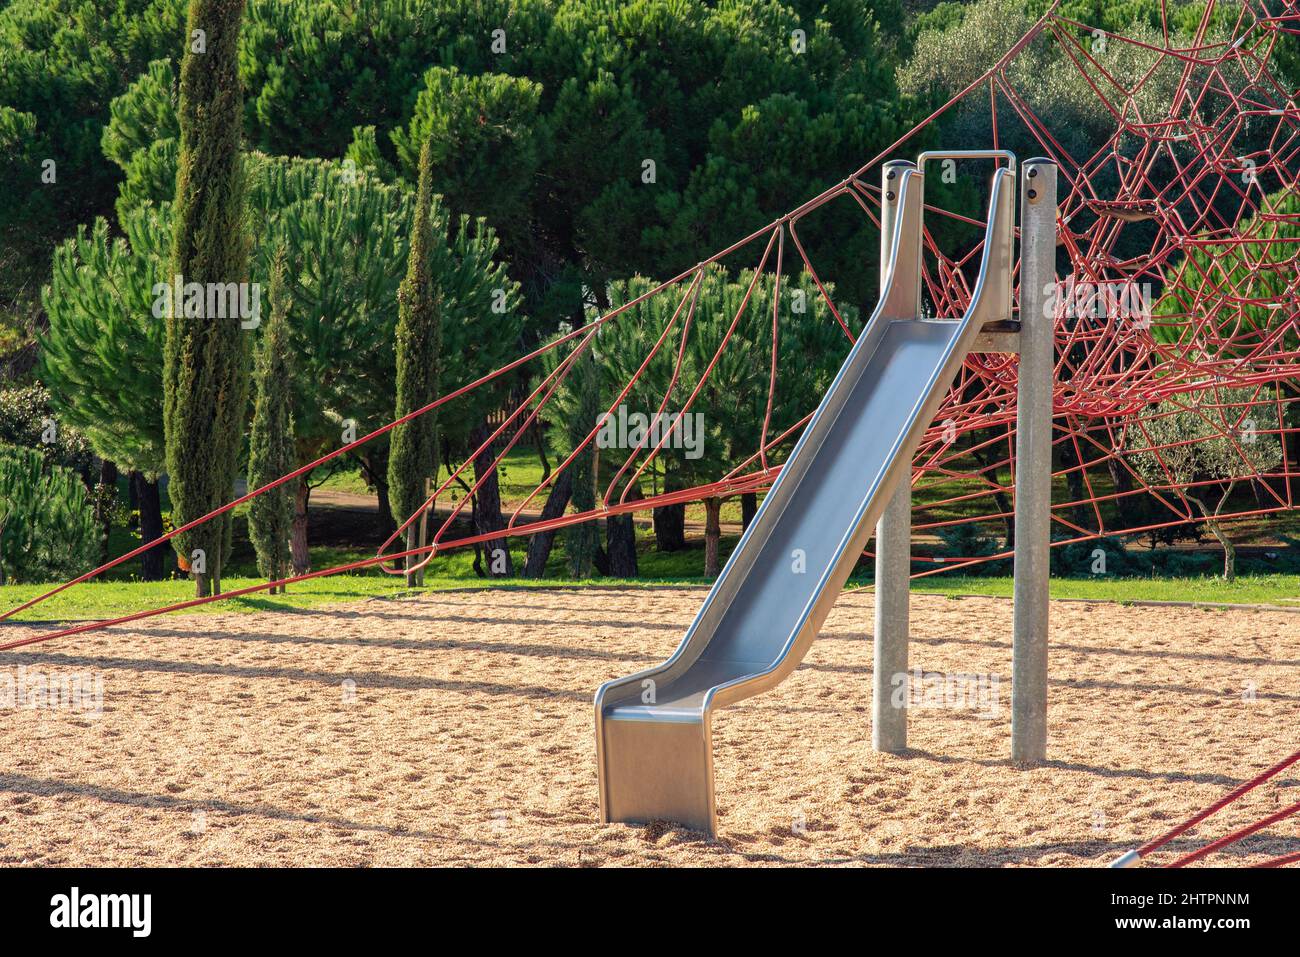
[2,588,1296,866]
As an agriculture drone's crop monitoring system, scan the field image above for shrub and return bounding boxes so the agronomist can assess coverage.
[1050,535,1137,578]
[0,444,101,584]
[0,384,96,482]
[936,522,1010,576]
[1148,549,1217,579]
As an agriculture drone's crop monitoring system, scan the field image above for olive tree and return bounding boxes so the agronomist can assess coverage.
[1126,386,1284,581]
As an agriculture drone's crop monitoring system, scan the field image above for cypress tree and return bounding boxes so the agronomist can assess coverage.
[247,249,295,593]
[387,139,443,585]
[162,0,251,598]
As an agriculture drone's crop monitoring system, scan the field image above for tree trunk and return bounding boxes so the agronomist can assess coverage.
[403,525,419,587]
[468,491,484,577]
[133,472,167,581]
[214,507,233,596]
[414,478,431,587]
[972,439,1015,547]
[375,476,395,540]
[1107,448,1136,527]
[704,497,723,577]
[1202,515,1236,582]
[653,503,686,550]
[471,422,513,577]
[291,479,311,575]
[1190,491,1236,582]
[740,491,758,532]
[535,421,551,484]
[368,447,397,539]
[1217,524,1236,583]
[1057,439,1089,530]
[95,459,118,562]
[606,488,639,579]
[653,475,687,551]
[524,469,573,578]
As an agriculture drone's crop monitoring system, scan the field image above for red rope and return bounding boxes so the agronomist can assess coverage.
[1167,799,1300,868]
[1252,849,1300,868]
[1138,748,1300,857]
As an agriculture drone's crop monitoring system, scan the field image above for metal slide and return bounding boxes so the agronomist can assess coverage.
[595,156,1018,835]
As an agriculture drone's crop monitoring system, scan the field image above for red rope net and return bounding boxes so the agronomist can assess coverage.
[1129,747,1300,866]
[5,0,1300,641]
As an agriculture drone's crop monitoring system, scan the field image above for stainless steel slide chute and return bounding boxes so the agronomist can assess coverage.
[594,159,1018,835]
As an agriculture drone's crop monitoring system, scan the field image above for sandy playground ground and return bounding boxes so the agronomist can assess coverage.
[1,587,1297,867]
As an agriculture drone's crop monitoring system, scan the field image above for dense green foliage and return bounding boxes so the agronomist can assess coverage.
[0,384,95,479]
[246,250,295,589]
[162,0,251,597]
[590,268,858,468]
[542,266,858,573]
[0,0,184,339]
[0,444,100,584]
[1126,386,1286,579]
[1,0,1296,590]
[388,139,444,575]
[1152,188,1300,360]
[39,209,169,475]
[1,0,922,352]
[561,344,602,578]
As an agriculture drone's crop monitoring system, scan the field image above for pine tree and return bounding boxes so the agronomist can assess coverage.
[38,209,171,579]
[564,345,602,578]
[162,0,251,598]
[387,139,443,585]
[587,267,858,577]
[0,446,100,586]
[247,249,296,592]
[247,153,413,564]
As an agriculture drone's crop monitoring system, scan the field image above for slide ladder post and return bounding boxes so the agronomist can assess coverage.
[1011,158,1058,764]
[873,159,917,754]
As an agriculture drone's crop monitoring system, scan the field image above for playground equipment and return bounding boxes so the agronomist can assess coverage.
[594,151,1059,835]
[3,0,1297,865]
[1112,747,1300,867]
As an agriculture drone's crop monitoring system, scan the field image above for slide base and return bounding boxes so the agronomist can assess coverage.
[598,714,716,836]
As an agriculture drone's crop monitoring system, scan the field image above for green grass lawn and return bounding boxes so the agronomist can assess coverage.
[6,457,1294,627]
[0,523,712,624]
[313,463,374,496]
[5,555,1297,627]
[0,573,403,623]
[0,564,711,626]
[905,573,1300,606]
